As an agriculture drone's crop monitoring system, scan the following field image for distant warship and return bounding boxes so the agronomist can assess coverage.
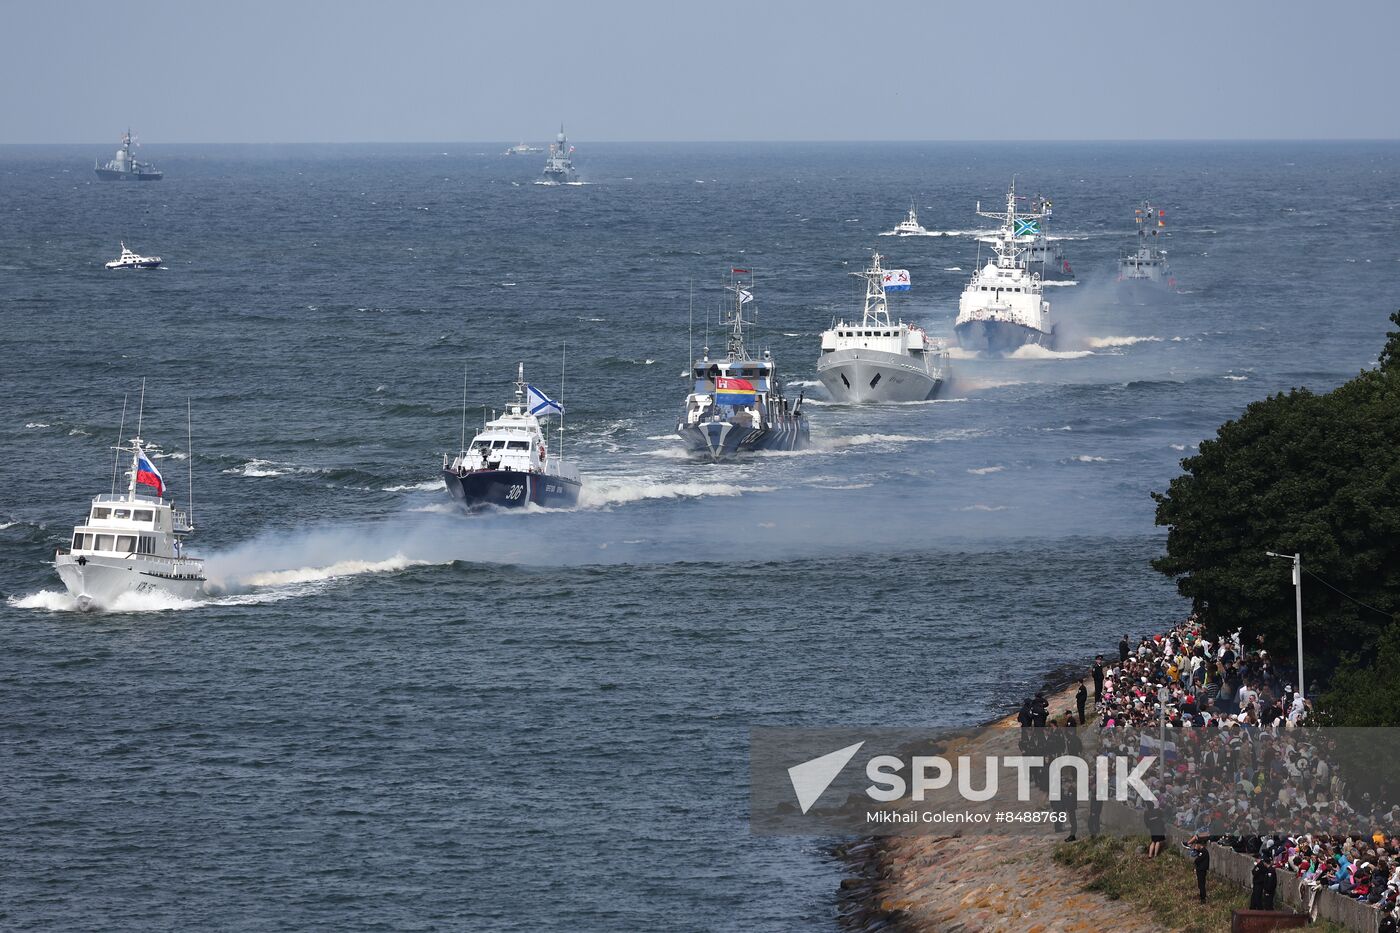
[538,125,579,185]
[677,272,809,460]
[94,129,162,181]
[1118,201,1175,299]
[1021,195,1075,283]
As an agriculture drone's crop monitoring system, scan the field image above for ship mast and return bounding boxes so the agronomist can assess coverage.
[854,252,891,327]
[723,272,754,360]
[976,179,1046,271]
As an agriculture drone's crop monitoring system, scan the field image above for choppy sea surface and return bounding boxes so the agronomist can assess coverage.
[2,141,1397,930]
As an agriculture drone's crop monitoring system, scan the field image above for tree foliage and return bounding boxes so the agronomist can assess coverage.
[1152,312,1400,708]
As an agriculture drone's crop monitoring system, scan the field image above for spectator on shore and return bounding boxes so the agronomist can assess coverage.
[1187,835,1211,902]
[1119,635,1130,663]
[1076,680,1088,724]
[1092,656,1106,705]
[1145,803,1167,858]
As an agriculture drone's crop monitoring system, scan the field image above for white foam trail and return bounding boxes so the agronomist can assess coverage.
[578,479,777,508]
[384,480,443,492]
[1072,455,1114,463]
[1224,375,1249,381]
[959,504,1009,512]
[24,422,50,429]
[967,465,1005,475]
[0,521,15,530]
[1086,335,1163,349]
[240,554,432,587]
[7,589,202,613]
[1009,345,1094,360]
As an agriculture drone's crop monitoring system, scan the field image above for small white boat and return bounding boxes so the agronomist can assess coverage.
[105,242,162,270]
[883,202,930,236]
[54,390,205,610]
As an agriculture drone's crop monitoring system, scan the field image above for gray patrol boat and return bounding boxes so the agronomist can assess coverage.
[538,125,579,185]
[1118,201,1174,299]
[94,129,162,181]
[816,252,947,403]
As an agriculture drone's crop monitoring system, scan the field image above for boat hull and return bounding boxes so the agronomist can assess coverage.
[816,349,944,403]
[1117,276,1175,304]
[676,414,810,461]
[442,468,581,509]
[954,319,1053,354]
[55,553,205,609]
[94,169,162,181]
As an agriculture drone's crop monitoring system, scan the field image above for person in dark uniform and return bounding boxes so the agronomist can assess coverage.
[1076,680,1088,724]
[1091,655,1106,705]
[1144,803,1167,858]
[1188,836,1211,902]
[1031,691,1049,727]
[1017,698,1033,728]
[1250,854,1277,909]
[1119,635,1131,663]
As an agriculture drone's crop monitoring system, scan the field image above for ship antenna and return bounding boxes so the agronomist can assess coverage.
[688,278,694,373]
[460,362,469,453]
[558,341,567,464]
[187,397,194,527]
[135,378,146,440]
[110,393,129,495]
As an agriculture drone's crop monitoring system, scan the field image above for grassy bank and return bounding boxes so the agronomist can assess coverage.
[1052,836,1351,933]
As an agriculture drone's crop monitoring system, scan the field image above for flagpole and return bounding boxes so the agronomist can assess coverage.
[186,398,194,525]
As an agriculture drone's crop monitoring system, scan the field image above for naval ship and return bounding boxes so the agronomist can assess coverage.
[54,396,204,609]
[677,273,809,460]
[1118,201,1175,300]
[537,125,579,185]
[816,252,947,403]
[1021,195,1075,283]
[953,181,1055,354]
[94,129,163,181]
[442,363,581,509]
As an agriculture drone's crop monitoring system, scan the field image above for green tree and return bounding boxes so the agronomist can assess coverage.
[1151,312,1400,692]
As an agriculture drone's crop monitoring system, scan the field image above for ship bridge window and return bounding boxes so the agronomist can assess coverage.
[507,441,529,450]
[134,510,154,523]
[117,535,137,553]
[94,534,115,552]
[73,532,87,550]
[92,507,111,520]
[491,440,507,448]
[112,509,130,519]
[138,535,155,555]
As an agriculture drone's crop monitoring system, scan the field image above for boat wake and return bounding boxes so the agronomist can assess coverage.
[1008,345,1095,360]
[1085,335,1162,349]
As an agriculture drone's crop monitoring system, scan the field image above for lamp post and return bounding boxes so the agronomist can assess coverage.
[1266,550,1305,699]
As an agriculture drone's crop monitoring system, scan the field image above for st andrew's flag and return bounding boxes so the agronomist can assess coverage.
[526,384,564,418]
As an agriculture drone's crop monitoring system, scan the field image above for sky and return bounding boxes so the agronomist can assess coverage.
[2,0,1397,143]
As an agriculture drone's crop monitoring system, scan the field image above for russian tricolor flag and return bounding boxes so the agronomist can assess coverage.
[136,454,164,497]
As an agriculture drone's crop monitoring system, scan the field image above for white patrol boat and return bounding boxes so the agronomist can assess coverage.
[817,252,947,403]
[954,181,1055,354]
[1118,201,1175,299]
[537,125,579,185]
[882,201,930,236]
[54,400,204,610]
[442,363,581,509]
[105,241,162,270]
[677,272,809,460]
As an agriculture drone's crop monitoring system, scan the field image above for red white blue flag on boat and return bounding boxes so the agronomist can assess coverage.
[136,454,164,497]
[882,269,911,291]
[715,376,757,406]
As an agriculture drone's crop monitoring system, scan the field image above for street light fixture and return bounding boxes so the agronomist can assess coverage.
[1266,550,1305,699]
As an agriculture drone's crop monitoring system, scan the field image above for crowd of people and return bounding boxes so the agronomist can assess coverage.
[1017,616,1400,922]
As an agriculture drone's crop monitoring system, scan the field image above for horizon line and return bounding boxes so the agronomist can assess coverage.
[5,137,1400,147]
